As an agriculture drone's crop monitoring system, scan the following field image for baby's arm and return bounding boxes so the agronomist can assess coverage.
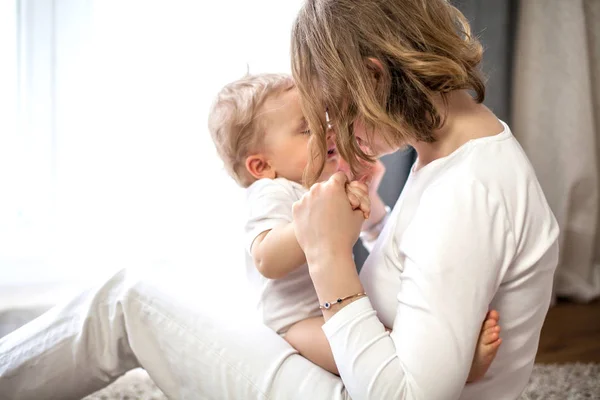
[251,180,373,280]
[285,317,339,375]
[287,317,392,376]
[251,223,306,279]
[286,312,501,380]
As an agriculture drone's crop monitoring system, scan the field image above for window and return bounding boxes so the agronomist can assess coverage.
[0,1,303,299]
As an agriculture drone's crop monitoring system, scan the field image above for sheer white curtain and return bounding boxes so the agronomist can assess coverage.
[513,0,600,302]
[0,0,303,301]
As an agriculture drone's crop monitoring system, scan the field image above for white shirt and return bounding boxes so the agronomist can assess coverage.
[244,178,321,334]
[323,121,559,400]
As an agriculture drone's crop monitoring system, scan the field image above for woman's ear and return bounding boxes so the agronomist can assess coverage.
[366,57,385,83]
[246,155,276,180]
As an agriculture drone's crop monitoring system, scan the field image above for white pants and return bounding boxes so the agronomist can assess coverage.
[0,268,348,400]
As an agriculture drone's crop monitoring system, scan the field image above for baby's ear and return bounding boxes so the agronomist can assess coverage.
[246,154,276,180]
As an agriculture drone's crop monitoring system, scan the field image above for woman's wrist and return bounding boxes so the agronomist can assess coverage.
[306,252,364,321]
[305,247,354,272]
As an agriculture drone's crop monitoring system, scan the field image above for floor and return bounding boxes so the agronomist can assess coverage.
[536,298,600,363]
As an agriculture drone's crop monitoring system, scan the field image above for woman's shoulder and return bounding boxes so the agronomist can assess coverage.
[438,123,538,191]
[423,122,556,234]
[415,123,548,224]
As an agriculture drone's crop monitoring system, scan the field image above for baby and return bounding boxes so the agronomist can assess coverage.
[208,73,501,381]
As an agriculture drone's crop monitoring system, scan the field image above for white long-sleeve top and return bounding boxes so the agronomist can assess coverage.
[323,121,559,400]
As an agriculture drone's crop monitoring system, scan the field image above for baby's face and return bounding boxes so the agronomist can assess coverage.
[261,88,339,184]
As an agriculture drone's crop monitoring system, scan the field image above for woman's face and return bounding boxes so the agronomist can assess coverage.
[352,119,398,158]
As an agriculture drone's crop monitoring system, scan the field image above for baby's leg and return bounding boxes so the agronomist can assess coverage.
[467,309,502,383]
[285,317,338,375]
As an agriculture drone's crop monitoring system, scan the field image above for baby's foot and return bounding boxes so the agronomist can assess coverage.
[467,310,502,383]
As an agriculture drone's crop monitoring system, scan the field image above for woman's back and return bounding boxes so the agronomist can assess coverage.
[361,121,559,399]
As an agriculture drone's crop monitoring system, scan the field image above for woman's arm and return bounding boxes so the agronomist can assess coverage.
[294,173,515,399]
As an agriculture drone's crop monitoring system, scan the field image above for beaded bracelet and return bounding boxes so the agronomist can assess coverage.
[319,292,367,310]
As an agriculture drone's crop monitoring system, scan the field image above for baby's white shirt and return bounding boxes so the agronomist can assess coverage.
[244,178,321,334]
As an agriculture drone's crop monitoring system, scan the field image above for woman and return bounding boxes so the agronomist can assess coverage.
[287,0,559,399]
[0,1,558,399]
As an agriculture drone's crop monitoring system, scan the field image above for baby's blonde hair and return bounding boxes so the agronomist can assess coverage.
[208,74,294,187]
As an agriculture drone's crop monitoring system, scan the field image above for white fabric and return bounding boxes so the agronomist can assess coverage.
[324,121,559,400]
[512,0,600,302]
[0,268,347,400]
[0,122,558,400]
[359,206,391,253]
[244,178,321,334]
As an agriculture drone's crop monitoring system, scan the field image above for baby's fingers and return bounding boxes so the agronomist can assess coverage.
[346,185,370,219]
[347,191,361,210]
[348,180,369,194]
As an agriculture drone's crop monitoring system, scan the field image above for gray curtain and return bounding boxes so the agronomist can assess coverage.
[454,0,518,123]
[354,0,518,268]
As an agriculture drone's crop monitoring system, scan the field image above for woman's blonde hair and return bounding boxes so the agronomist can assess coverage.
[291,0,485,184]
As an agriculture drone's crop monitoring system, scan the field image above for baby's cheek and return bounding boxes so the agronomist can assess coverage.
[301,152,318,171]
[298,157,310,173]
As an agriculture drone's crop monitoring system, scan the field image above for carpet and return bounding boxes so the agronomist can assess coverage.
[84,363,600,399]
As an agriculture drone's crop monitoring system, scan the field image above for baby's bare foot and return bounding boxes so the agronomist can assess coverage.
[467,310,502,383]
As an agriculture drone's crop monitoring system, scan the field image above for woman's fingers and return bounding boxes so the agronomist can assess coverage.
[332,172,371,217]
[330,171,349,187]
[293,172,365,257]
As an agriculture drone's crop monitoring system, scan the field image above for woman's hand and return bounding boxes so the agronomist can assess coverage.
[293,172,365,264]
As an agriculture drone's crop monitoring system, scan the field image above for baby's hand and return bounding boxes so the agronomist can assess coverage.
[346,181,370,220]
